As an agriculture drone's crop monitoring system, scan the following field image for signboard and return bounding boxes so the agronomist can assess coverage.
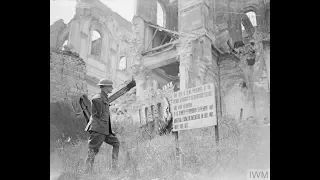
[171,83,216,131]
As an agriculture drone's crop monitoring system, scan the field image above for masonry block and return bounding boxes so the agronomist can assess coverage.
[179,2,209,32]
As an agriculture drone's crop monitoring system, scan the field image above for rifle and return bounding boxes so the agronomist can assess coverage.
[79,94,91,124]
[108,79,136,104]
[79,79,136,124]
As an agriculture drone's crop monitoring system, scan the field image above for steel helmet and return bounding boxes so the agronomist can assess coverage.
[97,78,113,87]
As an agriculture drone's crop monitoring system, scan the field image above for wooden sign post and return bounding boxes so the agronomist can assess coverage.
[171,83,217,169]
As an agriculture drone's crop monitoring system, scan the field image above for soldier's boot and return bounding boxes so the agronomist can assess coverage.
[110,143,120,174]
[84,149,96,173]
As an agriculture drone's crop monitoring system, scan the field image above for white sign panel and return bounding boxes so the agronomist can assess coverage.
[171,83,216,131]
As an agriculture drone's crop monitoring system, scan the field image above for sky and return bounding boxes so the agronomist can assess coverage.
[50,0,135,25]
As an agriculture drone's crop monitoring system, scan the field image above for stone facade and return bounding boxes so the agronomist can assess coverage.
[50,48,88,142]
[50,0,133,99]
[50,0,270,128]
[50,1,139,141]
[50,48,87,102]
[132,0,270,124]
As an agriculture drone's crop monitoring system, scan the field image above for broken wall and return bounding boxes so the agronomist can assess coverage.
[134,0,179,55]
[217,0,270,122]
[132,0,270,123]
[215,0,269,43]
[50,0,134,98]
[50,19,68,49]
[178,0,211,33]
[219,30,269,122]
[50,49,87,101]
[250,32,269,121]
[50,48,88,142]
[224,84,253,120]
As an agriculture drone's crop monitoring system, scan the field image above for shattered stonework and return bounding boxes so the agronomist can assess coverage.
[50,0,134,98]
[132,0,270,123]
[177,35,193,89]
[50,48,87,102]
[50,48,88,142]
[50,0,270,126]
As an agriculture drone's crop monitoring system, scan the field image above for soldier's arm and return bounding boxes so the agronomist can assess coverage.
[91,98,102,118]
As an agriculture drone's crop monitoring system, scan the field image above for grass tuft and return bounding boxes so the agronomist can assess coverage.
[50,115,269,180]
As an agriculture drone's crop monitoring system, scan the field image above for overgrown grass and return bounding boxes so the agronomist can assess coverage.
[50,115,269,180]
[50,101,88,153]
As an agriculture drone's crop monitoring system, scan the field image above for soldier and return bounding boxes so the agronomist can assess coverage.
[84,78,120,173]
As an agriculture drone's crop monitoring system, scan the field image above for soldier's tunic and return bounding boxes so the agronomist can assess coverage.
[84,91,120,171]
[85,91,113,135]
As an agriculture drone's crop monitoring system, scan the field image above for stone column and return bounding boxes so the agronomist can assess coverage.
[152,80,158,89]
[178,0,213,90]
[134,0,157,24]
[68,19,81,53]
[179,0,210,33]
[178,35,214,90]
[135,72,147,100]
[263,43,270,90]
[132,16,146,52]
[132,14,148,101]
[69,4,93,61]
[228,12,242,43]
[178,41,192,91]
[139,108,147,125]
[78,18,91,62]
[197,36,214,83]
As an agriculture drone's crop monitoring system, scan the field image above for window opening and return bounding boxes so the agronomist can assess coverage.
[157,2,165,27]
[62,40,68,50]
[241,11,257,39]
[90,30,102,57]
[246,11,257,27]
[119,56,127,70]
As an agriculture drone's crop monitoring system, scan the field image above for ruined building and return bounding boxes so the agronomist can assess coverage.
[131,0,270,124]
[50,0,270,134]
[50,0,134,98]
[50,0,134,141]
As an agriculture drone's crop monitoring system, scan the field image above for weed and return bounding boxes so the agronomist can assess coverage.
[50,115,269,180]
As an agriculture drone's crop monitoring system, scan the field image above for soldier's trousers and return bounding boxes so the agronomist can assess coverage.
[85,131,120,172]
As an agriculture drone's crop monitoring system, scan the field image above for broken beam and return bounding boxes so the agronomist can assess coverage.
[146,22,201,38]
[146,27,159,50]
[142,40,178,55]
[160,34,168,46]
[146,23,181,36]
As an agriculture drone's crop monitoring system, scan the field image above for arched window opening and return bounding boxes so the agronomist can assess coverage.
[62,40,68,50]
[90,30,102,57]
[246,11,257,27]
[241,23,248,37]
[157,2,166,27]
[241,11,257,39]
[119,56,127,70]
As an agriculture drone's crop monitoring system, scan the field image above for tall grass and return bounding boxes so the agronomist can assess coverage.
[50,115,269,180]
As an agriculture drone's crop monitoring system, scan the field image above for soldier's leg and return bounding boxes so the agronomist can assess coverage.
[85,131,105,172]
[104,134,120,169]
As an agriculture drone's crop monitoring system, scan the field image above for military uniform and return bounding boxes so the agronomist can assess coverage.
[85,88,120,172]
